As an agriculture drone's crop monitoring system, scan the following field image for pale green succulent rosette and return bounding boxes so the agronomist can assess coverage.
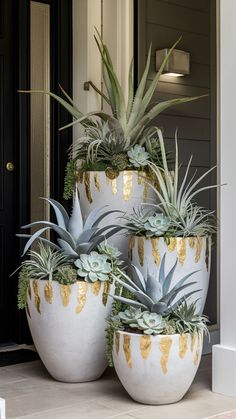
[127,144,150,168]
[143,213,171,237]
[74,251,112,283]
[118,307,144,327]
[136,312,166,335]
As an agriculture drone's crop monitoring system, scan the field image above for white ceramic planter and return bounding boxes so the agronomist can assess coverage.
[26,279,113,382]
[113,330,203,405]
[77,170,155,254]
[129,236,211,314]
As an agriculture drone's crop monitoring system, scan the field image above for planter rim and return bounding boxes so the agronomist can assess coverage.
[115,329,200,339]
[129,234,211,240]
[79,169,146,174]
[28,278,109,285]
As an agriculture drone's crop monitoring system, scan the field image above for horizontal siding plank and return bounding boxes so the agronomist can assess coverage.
[151,91,210,118]
[147,0,210,35]
[147,23,210,64]
[165,138,210,167]
[147,79,209,97]
[159,0,210,12]
[154,114,210,141]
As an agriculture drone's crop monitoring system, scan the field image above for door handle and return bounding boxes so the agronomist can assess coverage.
[6,162,14,172]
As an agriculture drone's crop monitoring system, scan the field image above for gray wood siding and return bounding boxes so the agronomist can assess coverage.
[137,0,217,323]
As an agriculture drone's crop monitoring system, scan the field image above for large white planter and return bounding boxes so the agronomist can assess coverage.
[113,330,203,405]
[77,170,155,254]
[26,279,113,382]
[129,236,211,314]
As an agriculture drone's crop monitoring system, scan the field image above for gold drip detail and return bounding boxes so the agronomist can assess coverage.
[194,334,201,366]
[115,332,120,355]
[102,281,110,306]
[179,335,188,358]
[137,172,142,185]
[129,236,135,260]
[94,172,100,191]
[167,238,177,252]
[76,171,84,184]
[188,237,195,249]
[33,280,40,313]
[123,334,132,368]
[140,335,152,360]
[28,283,32,300]
[75,282,88,313]
[191,334,196,352]
[111,179,117,195]
[195,237,203,263]
[205,237,210,271]
[84,172,93,203]
[177,238,186,265]
[159,336,172,374]
[92,281,101,296]
[138,237,144,266]
[60,284,72,307]
[151,238,161,266]
[123,171,133,201]
[44,282,53,304]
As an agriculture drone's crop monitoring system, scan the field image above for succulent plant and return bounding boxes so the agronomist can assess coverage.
[74,251,112,282]
[111,254,200,315]
[110,154,129,171]
[118,307,143,326]
[146,128,219,236]
[173,300,209,336]
[136,312,166,335]
[97,241,122,263]
[143,213,171,237]
[21,242,68,282]
[53,265,78,285]
[127,145,150,168]
[17,189,122,258]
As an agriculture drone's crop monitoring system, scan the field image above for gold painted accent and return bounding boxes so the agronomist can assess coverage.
[28,283,32,300]
[92,281,101,296]
[111,179,117,195]
[26,303,31,318]
[191,334,196,352]
[75,282,88,313]
[60,284,72,307]
[138,237,144,266]
[123,171,133,201]
[137,172,142,185]
[188,237,195,249]
[129,236,135,259]
[177,238,186,265]
[123,334,132,368]
[94,172,100,191]
[105,167,119,180]
[76,170,84,184]
[44,282,53,304]
[159,336,172,374]
[205,237,210,271]
[151,237,161,266]
[167,237,177,252]
[195,237,203,263]
[33,280,41,314]
[102,281,110,306]
[143,181,149,202]
[194,334,202,366]
[140,335,152,360]
[84,172,93,203]
[115,332,120,355]
[179,335,188,358]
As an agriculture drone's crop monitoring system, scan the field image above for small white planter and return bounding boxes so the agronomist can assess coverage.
[77,170,155,254]
[113,330,203,405]
[26,279,113,382]
[129,236,211,314]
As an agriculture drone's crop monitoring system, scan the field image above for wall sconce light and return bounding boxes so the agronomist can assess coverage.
[156,49,190,77]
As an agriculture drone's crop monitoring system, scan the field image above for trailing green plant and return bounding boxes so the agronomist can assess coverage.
[63,160,77,200]
[17,265,30,309]
[111,253,200,315]
[17,190,123,258]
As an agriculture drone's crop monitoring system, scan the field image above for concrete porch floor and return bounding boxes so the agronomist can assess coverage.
[1,355,236,419]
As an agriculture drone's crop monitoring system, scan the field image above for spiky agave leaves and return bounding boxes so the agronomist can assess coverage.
[111,254,200,315]
[17,190,123,258]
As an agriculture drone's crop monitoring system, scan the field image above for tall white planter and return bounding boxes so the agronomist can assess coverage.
[129,236,211,314]
[26,279,113,382]
[77,170,155,254]
[113,330,203,405]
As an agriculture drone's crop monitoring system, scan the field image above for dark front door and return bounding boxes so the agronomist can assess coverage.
[0,0,72,343]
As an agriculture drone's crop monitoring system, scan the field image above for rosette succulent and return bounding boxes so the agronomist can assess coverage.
[144,213,171,237]
[118,307,143,327]
[111,254,200,315]
[136,312,166,335]
[75,251,112,282]
[127,145,150,168]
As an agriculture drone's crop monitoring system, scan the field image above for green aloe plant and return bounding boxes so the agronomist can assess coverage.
[111,254,200,315]
[17,190,122,258]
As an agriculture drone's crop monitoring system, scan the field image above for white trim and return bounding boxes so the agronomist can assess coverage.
[0,398,5,419]
[212,0,236,397]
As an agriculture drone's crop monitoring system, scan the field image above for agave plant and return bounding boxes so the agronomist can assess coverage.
[144,128,218,236]
[111,254,200,315]
[17,190,122,258]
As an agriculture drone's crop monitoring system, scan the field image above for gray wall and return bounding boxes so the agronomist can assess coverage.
[137,0,217,323]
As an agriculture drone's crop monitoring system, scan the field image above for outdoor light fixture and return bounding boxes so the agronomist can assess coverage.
[156,48,190,77]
